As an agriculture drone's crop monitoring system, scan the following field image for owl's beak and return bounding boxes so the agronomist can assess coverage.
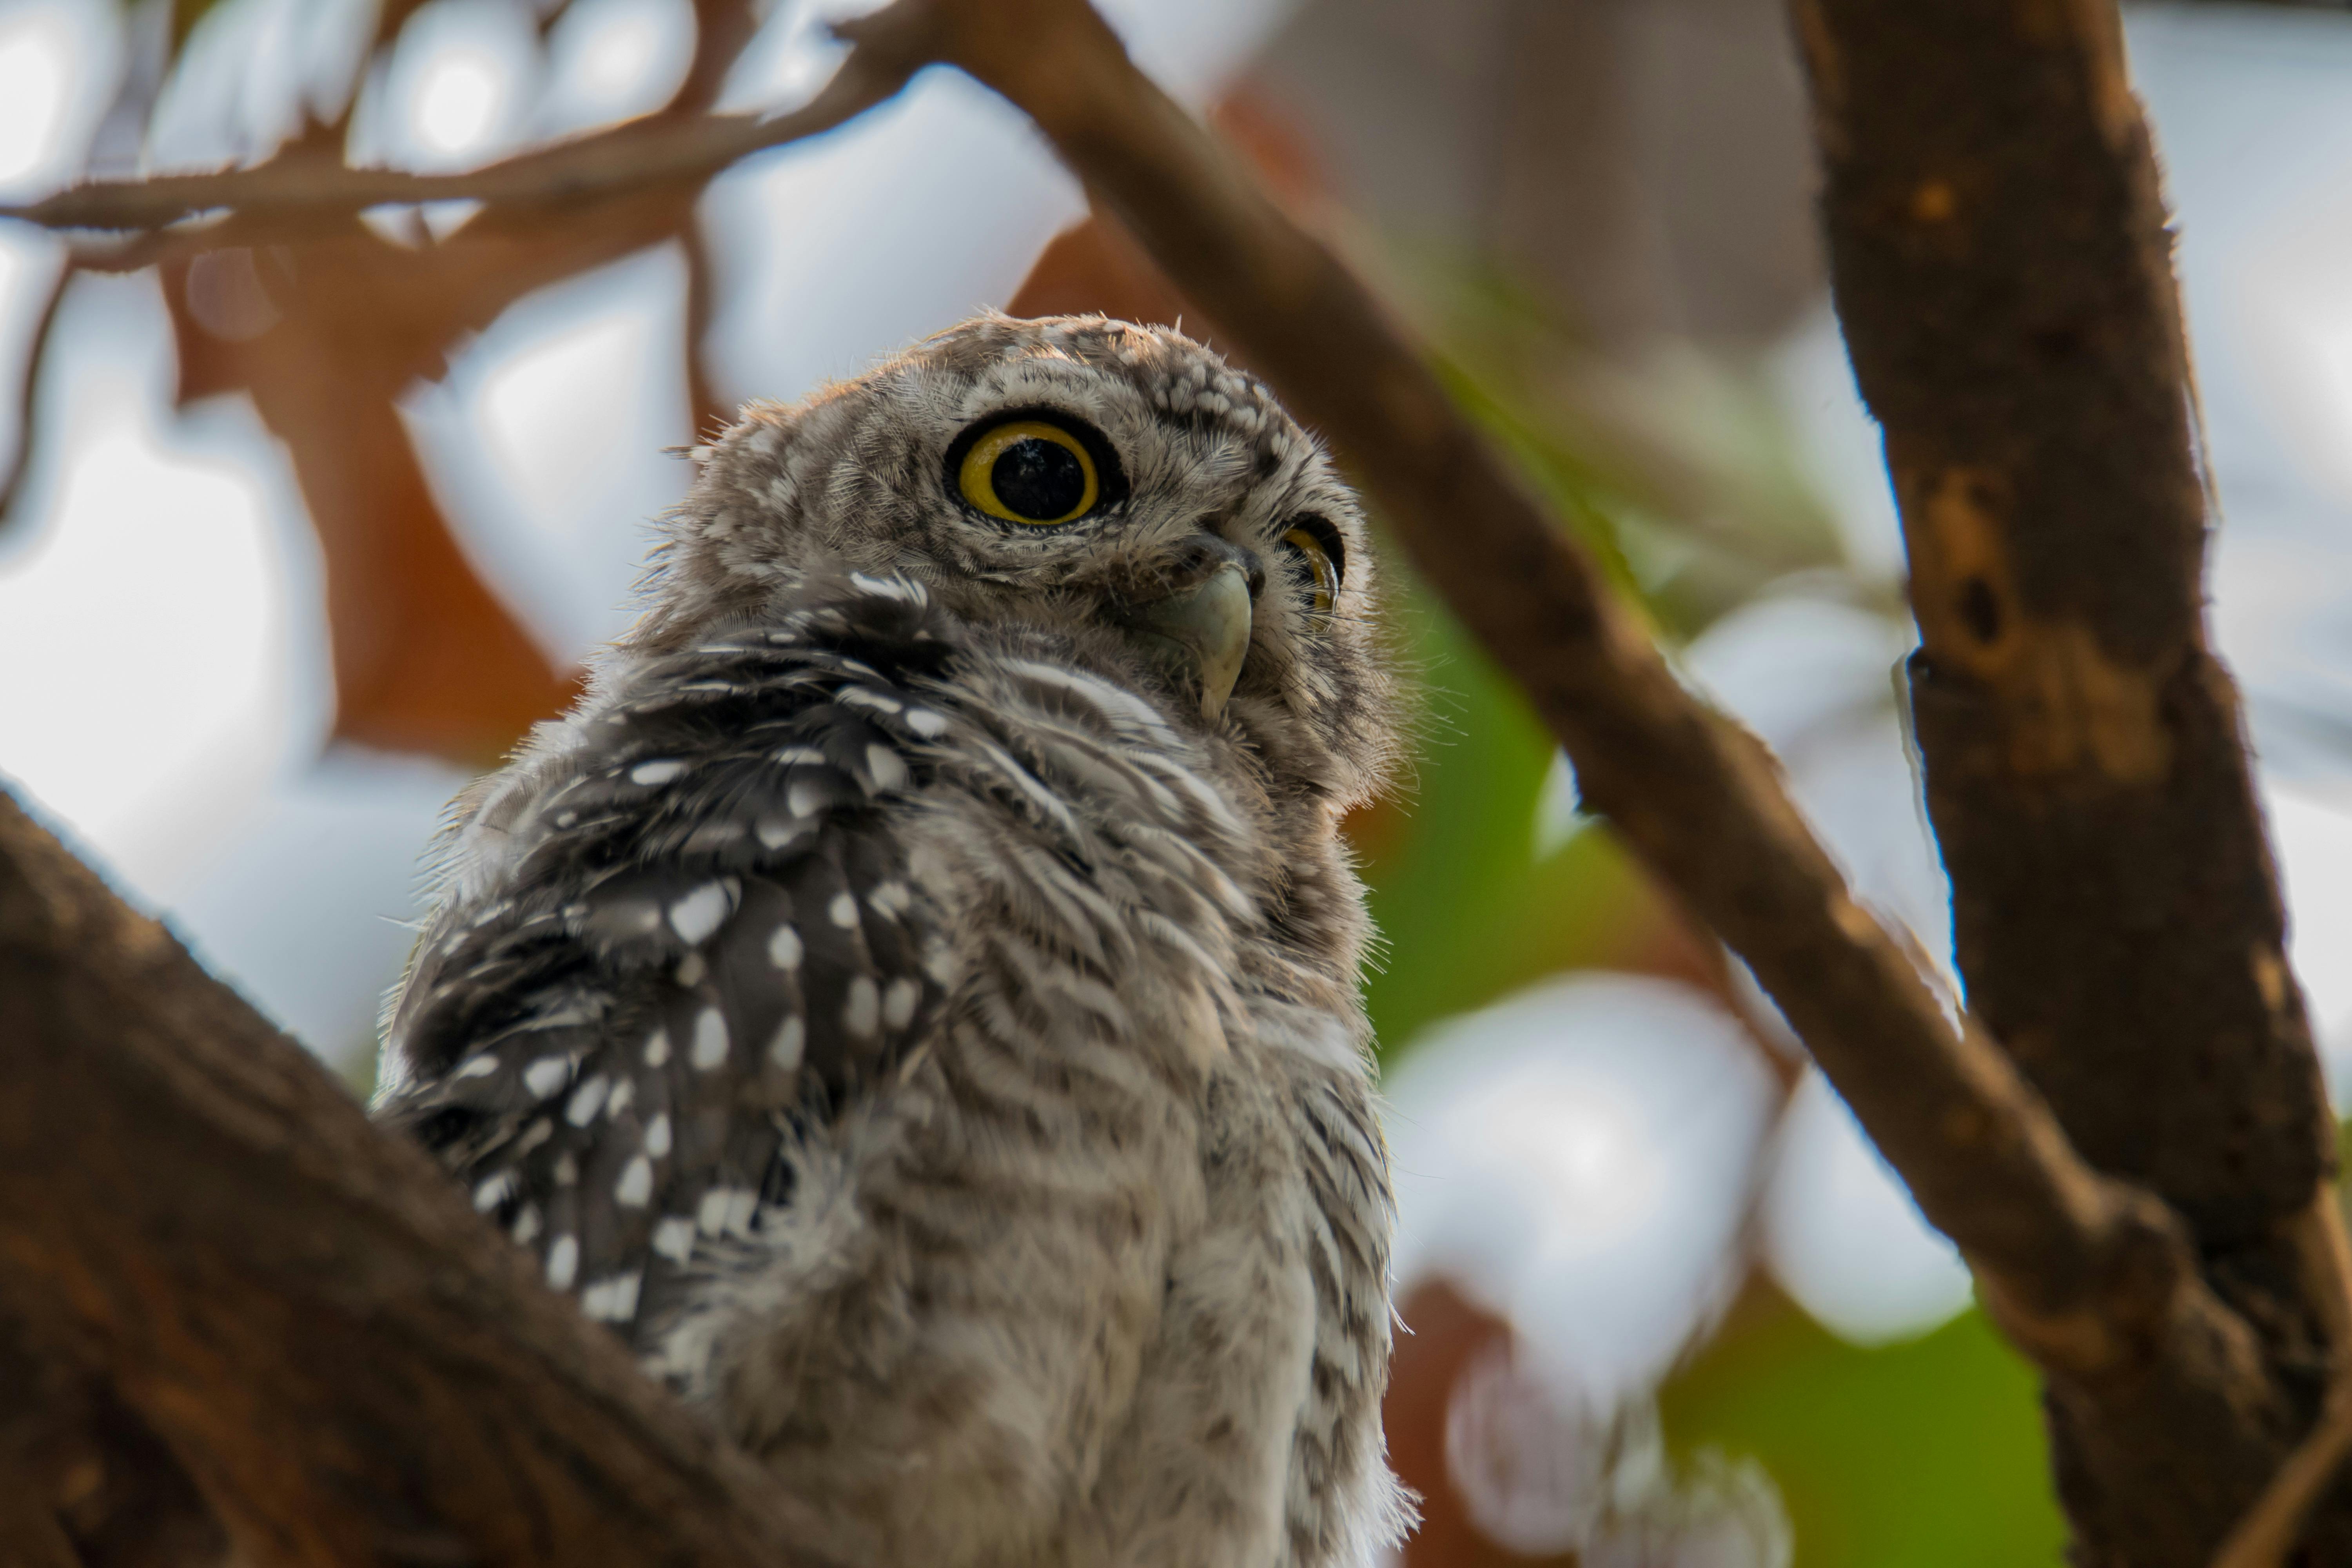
[1119,561,1254,720]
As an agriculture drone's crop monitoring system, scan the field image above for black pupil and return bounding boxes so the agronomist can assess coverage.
[993,437,1087,520]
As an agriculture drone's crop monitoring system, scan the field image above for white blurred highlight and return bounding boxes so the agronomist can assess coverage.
[0,2,89,191]
[145,0,372,172]
[1386,975,1777,1404]
[1761,1070,1974,1344]
[348,0,535,172]
[538,0,695,136]
[408,245,693,662]
[0,274,321,905]
[2267,786,2352,1102]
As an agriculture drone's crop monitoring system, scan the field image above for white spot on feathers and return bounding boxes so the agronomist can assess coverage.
[616,1154,654,1207]
[524,1056,571,1098]
[566,1076,608,1125]
[631,759,687,786]
[883,977,920,1031]
[644,1029,671,1067]
[845,976,880,1037]
[848,571,920,602]
[675,953,707,987]
[605,1077,634,1118]
[472,1172,516,1212]
[546,1234,579,1290]
[865,744,908,792]
[670,882,733,944]
[828,893,860,929]
[644,1112,672,1158]
[771,1013,806,1071]
[512,1205,542,1245]
[583,1272,642,1323]
[697,1187,731,1236]
[653,1215,695,1263]
[838,687,901,715]
[455,1055,499,1080]
[724,1188,758,1236]
[903,707,949,739]
[691,1008,729,1069]
[768,925,803,969]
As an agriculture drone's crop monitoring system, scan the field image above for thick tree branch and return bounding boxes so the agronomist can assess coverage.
[0,793,831,1567]
[1791,0,2350,1557]
[1795,0,2328,1246]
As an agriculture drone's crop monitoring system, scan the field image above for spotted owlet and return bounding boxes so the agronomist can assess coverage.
[374,313,1408,1567]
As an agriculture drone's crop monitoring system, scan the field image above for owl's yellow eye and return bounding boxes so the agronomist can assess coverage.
[957,420,1100,526]
[1279,521,1342,617]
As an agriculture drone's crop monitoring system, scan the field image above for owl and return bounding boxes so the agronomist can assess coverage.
[375,313,1409,1568]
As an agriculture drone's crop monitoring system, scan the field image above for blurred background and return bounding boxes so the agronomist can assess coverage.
[8,0,2352,1561]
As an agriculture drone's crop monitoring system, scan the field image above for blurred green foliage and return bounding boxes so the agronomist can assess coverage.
[1355,582,1663,1058]
[1661,1294,2067,1566]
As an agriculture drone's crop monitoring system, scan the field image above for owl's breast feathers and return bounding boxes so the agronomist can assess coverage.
[376,568,1285,1345]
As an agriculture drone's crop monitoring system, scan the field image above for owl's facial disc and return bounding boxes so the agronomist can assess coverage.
[1118,561,1255,719]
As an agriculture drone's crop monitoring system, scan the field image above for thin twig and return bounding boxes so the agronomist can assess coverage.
[0,261,70,524]
[2213,1190,2352,1568]
[682,220,728,441]
[1,49,911,235]
[673,0,763,117]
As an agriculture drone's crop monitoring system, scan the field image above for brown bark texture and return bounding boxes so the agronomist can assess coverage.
[0,793,829,1568]
[1789,0,2348,1558]
[0,0,2345,1561]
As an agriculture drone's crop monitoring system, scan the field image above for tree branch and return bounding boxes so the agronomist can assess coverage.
[0,792,832,1567]
[1791,0,2350,1556]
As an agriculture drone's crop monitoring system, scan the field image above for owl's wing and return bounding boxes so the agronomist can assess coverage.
[377,577,956,1343]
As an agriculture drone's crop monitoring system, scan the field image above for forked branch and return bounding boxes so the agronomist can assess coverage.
[0,0,2327,1563]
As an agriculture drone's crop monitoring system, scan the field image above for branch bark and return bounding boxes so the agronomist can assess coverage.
[1791,0,2350,1557]
[0,793,830,1568]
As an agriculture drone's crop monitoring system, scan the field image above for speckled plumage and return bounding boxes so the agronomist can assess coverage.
[376,313,1410,1567]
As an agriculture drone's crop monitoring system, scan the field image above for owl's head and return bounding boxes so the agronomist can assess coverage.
[644,313,1400,816]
